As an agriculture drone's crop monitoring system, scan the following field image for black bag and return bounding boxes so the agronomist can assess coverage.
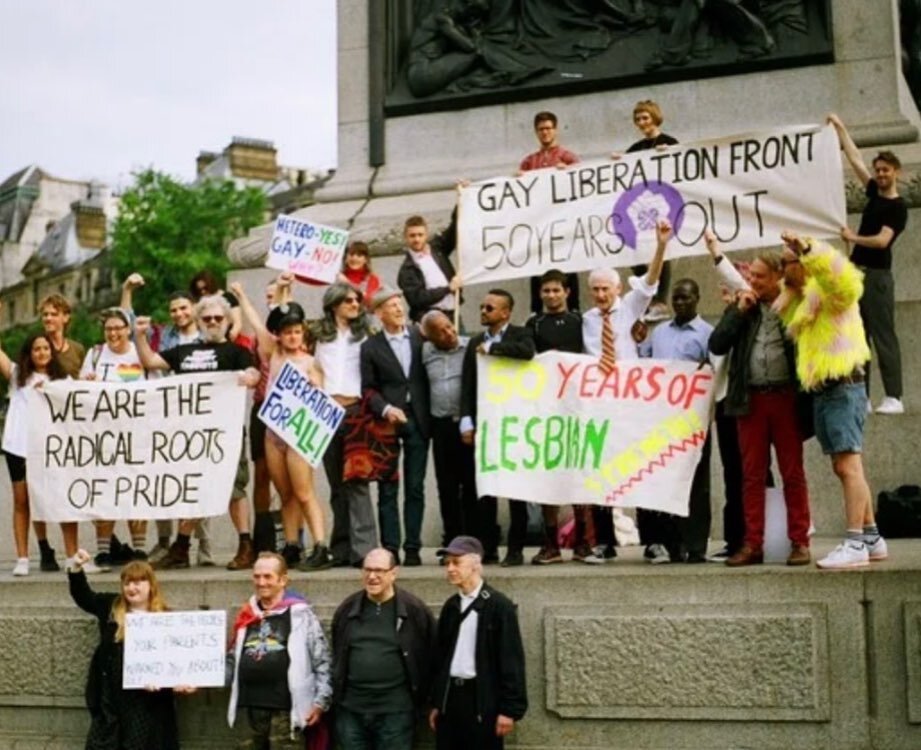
[877,485,921,538]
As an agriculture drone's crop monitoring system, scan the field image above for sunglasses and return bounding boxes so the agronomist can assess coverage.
[342,297,360,304]
[201,315,225,324]
[480,304,498,312]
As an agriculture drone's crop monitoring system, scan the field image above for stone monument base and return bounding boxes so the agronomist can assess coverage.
[2,540,921,749]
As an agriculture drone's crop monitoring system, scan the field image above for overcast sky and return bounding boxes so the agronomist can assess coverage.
[0,0,338,189]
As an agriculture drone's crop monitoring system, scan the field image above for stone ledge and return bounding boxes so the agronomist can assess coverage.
[544,602,830,722]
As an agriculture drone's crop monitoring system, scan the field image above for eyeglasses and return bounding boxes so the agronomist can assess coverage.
[201,315,225,324]
[362,566,395,575]
[480,304,497,312]
[104,324,127,332]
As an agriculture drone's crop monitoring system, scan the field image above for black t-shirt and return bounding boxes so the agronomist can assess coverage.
[627,132,679,153]
[851,179,908,270]
[342,596,413,714]
[526,311,584,353]
[237,610,292,710]
[160,341,253,373]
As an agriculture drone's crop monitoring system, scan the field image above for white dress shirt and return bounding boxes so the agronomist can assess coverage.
[314,328,364,397]
[449,581,483,678]
[384,327,412,378]
[582,275,658,361]
[409,248,455,310]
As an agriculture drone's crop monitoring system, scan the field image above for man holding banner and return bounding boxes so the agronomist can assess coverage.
[828,113,907,415]
[582,219,670,561]
[396,213,462,324]
[460,289,536,566]
[709,251,811,567]
[136,296,261,570]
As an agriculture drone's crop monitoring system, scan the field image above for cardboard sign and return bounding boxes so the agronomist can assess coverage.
[123,610,227,689]
[265,213,349,284]
[259,360,345,467]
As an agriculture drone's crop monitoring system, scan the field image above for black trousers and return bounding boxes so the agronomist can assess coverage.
[436,679,502,750]
[431,416,479,545]
[860,267,903,399]
[636,434,712,558]
[479,497,528,556]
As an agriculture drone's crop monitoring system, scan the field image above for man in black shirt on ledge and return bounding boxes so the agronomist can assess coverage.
[829,113,908,415]
[331,547,436,750]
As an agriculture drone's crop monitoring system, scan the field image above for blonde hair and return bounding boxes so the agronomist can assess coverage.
[112,560,168,642]
[633,100,664,126]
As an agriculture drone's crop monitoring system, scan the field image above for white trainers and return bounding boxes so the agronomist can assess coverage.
[12,558,29,577]
[875,397,905,415]
[817,540,870,569]
[867,536,889,561]
[196,541,215,567]
[646,544,671,565]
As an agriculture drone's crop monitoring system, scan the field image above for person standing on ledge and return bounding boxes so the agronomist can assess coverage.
[396,213,462,324]
[617,100,680,323]
[774,232,886,569]
[519,111,581,315]
[430,536,527,750]
[828,113,907,415]
[459,290,536,566]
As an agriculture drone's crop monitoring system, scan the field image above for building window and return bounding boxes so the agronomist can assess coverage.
[7,300,15,324]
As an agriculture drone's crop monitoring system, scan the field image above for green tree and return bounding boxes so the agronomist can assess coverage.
[110,169,267,321]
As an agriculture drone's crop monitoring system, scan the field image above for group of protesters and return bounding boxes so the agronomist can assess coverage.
[0,101,910,750]
[0,103,908,584]
[68,536,525,750]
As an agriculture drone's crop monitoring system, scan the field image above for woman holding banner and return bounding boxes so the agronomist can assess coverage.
[231,279,334,571]
[0,331,67,576]
[80,308,150,572]
[68,549,195,750]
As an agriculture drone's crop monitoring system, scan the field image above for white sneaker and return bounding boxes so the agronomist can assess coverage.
[875,397,904,415]
[817,540,870,569]
[12,558,29,577]
[867,536,889,561]
[646,543,671,565]
[196,541,215,567]
[148,543,170,565]
[81,559,103,574]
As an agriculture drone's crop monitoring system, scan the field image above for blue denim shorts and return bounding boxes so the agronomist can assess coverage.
[813,382,867,455]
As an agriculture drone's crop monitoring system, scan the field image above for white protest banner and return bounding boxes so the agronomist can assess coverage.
[26,372,246,522]
[259,360,345,467]
[475,353,715,514]
[458,124,845,284]
[265,213,349,284]
[123,610,226,689]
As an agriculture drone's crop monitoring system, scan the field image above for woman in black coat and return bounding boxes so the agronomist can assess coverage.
[69,549,193,750]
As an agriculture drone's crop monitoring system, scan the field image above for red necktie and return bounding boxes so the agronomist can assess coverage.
[600,312,616,373]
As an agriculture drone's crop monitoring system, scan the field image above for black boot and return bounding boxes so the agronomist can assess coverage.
[253,512,276,554]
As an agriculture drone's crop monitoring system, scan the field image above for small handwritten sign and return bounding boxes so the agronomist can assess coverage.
[123,610,227,689]
[265,213,349,284]
[259,361,345,467]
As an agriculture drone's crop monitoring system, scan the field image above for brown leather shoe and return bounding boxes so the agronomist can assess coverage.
[226,538,255,570]
[786,544,811,566]
[725,545,763,567]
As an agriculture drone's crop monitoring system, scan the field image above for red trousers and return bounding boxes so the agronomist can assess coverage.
[736,387,811,548]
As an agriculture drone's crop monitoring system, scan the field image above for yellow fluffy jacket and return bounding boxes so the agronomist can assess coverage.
[773,239,871,391]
